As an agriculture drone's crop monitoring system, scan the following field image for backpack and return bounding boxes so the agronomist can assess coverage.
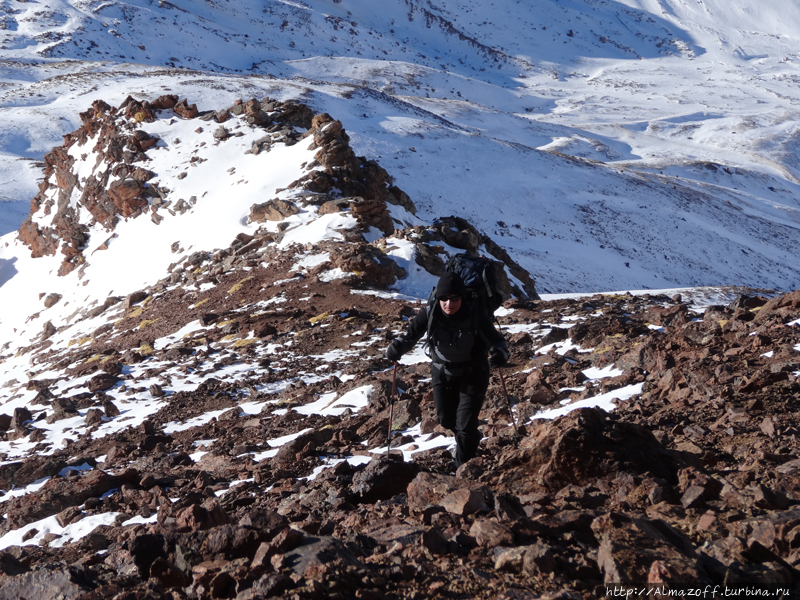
[442,253,509,315]
[424,253,509,355]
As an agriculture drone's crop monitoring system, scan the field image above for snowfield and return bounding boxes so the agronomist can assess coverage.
[0,0,798,295]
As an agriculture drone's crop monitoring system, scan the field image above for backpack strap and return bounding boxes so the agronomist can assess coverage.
[481,263,493,300]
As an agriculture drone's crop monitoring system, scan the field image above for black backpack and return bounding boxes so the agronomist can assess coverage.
[442,253,508,314]
[424,253,509,348]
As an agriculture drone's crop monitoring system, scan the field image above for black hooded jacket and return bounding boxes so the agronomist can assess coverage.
[393,300,507,367]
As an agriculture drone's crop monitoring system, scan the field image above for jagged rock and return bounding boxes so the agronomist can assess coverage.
[40,320,56,341]
[0,565,92,600]
[43,293,62,308]
[5,468,131,529]
[348,196,394,235]
[107,179,146,216]
[349,457,420,503]
[496,407,678,495]
[390,398,421,430]
[55,506,83,527]
[328,242,407,288]
[280,535,363,579]
[123,290,148,309]
[592,512,707,584]
[469,518,514,547]
[495,541,556,575]
[407,472,492,512]
[440,488,490,516]
[249,199,301,222]
[130,533,167,578]
[174,98,199,119]
[11,407,32,432]
[46,398,80,423]
[85,408,104,426]
[88,373,120,392]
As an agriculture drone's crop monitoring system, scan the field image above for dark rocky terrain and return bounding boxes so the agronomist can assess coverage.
[1,95,800,600]
[2,281,800,599]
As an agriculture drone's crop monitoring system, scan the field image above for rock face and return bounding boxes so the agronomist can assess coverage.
[509,407,679,494]
[14,94,540,300]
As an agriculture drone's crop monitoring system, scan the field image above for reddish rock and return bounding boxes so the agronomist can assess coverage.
[108,179,146,217]
[249,199,301,223]
[592,512,705,584]
[440,488,489,516]
[468,519,514,548]
[88,373,120,392]
[498,407,678,495]
[174,98,199,119]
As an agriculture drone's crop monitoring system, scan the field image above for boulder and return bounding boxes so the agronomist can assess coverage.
[591,512,706,584]
[494,407,678,496]
[107,179,146,216]
[249,199,301,223]
[88,373,120,392]
[0,566,92,600]
[280,535,362,579]
[468,519,514,547]
[349,457,420,503]
[407,472,492,512]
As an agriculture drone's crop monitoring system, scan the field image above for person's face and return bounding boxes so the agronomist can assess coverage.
[439,295,462,315]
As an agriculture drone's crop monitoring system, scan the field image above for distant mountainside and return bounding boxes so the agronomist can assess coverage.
[1,0,800,293]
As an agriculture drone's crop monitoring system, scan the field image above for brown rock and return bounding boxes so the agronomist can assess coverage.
[407,472,489,512]
[591,512,703,584]
[440,488,489,516]
[84,408,104,426]
[502,407,677,495]
[468,519,514,547]
[523,540,557,575]
[350,457,419,503]
[107,179,146,217]
[280,535,362,579]
[174,98,199,119]
[249,199,300,223]
[88,373,120,392]
[43,293,62,308]
[55,506,83,527]
[329,242,407,288]
[40,320,57,341]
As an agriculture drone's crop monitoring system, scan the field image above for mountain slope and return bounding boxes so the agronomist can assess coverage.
[1,1,800,292]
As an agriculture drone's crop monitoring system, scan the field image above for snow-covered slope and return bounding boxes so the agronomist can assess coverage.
[1,0,800,295]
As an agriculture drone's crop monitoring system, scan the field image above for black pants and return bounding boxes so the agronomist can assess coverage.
[431,361,490,468]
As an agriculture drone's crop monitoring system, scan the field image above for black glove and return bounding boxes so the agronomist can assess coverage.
[489,345,509,367]
[386,341,404,362]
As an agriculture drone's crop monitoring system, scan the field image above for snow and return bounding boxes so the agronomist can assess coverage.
[530,383,645,421]
[293,385,373,417]
[0,0,798,299]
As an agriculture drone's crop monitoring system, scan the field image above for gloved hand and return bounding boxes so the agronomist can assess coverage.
[386,341,404,363]
[489,345,509,367]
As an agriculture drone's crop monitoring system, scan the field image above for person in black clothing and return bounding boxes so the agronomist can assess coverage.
[386,272,509,468]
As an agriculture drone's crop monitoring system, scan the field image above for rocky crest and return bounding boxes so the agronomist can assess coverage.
[15,95,535,301]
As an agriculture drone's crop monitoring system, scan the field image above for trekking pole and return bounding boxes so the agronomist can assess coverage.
[492,314,518,435]
[387,361,397,457]
[497,366,517,435]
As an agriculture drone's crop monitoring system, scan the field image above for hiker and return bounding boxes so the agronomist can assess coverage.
[385,271,509,468]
